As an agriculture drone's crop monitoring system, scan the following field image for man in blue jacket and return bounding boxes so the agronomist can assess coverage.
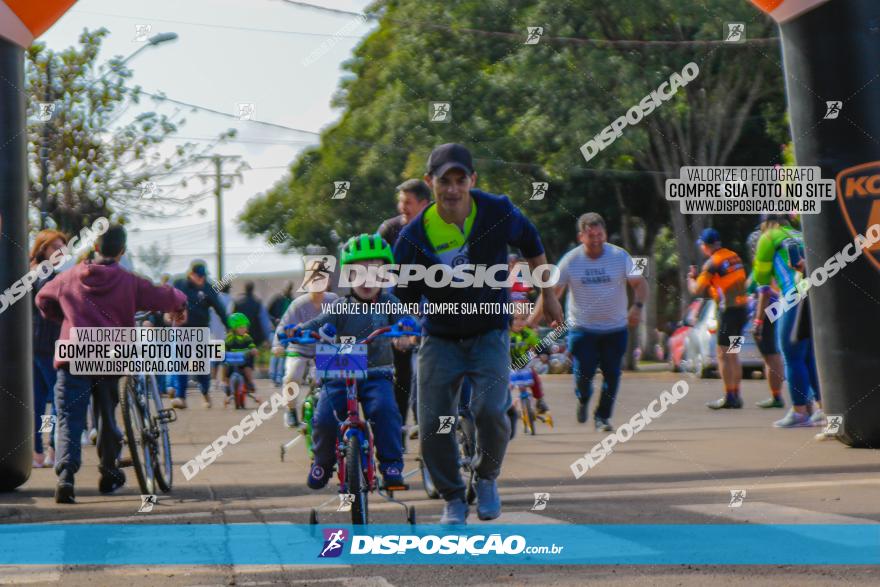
[394,143,563,524]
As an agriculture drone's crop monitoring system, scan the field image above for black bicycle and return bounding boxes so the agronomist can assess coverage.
[118,313,177,494]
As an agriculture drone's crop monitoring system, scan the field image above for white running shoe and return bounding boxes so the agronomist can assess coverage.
[773,409,812,428]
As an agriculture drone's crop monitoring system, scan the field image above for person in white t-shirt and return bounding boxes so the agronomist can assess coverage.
[554,213,648,431]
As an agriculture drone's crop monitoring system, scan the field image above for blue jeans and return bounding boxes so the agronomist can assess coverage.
[418,329,511,502]
[269,355,284,385]
[33,353,58,454]
[568,328,628,421]
[54,370,122,478]
[311,371,403,477]
[777,304,819,406]
[172,373,211,399]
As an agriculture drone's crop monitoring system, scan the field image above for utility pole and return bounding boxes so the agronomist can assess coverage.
[197,155,242,279]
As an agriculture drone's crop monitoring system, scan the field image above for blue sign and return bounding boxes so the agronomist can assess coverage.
[315,343,368,379]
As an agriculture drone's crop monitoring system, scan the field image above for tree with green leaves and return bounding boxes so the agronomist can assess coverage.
[241,0,788,340]
[26,28,236,233]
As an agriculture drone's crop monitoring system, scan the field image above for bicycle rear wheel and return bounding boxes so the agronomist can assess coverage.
[345,435,369,525]
[456,416,477,505]
[119,376,155,494]
[147,374,173,493]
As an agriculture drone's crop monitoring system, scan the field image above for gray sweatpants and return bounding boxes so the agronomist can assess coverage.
[417,329,511,502]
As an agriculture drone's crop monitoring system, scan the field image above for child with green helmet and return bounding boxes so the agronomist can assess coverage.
[223,312,259,407]
[285,233,415,491]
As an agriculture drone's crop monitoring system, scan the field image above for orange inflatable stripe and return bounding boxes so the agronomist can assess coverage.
[751,0,785,12]
[4,0,78,38]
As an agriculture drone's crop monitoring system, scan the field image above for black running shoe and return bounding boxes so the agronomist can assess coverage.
[98,467,126,494]
[55,482,75,504]
[576,399,588,423]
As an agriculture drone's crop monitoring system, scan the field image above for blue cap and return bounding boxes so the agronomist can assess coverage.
[697,228,720,246]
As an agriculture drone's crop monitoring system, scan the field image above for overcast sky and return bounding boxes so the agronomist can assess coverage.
[41,0,374,278]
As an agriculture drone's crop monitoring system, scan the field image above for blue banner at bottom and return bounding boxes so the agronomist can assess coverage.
[2,524,878,565]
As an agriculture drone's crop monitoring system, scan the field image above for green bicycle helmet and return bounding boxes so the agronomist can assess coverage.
[340,233,394,266]
[228,312,250,329]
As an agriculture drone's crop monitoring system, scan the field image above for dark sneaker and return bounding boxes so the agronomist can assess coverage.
[756,396,785,409]
[307,463,332,490]
[55,482,76,504]
[98,467,126,494]
[536,398,549,414]
[284,409,299,429]
[507,406,517,439]
[594,418,613,432]
[474,477,501,521]
[706,396,743,410]
[576,399,588,423]
[382,467,407,490]
[97,467,126,495]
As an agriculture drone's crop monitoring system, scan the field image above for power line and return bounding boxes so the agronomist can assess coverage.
[277,0,780,48]
[69,8,366,39]
[163,135,317,146]
[139,90,321,135]
[275,0,365,18]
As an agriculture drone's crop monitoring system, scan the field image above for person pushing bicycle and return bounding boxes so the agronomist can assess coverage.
[286,234,415,491]
[222,312,259,407]
[35,224,187,504]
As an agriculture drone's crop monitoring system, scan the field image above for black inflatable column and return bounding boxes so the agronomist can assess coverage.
[0,36,33,489]
[777,0,880,446]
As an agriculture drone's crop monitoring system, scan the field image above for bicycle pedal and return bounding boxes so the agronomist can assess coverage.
[157,408,177,423]
[383,483,409,492]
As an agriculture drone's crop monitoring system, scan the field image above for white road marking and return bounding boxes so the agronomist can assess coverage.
[424,511,568,525]
[675,502,877,547]
[22,477,880,526]
[0,566,61,585]
[676,501,877,525]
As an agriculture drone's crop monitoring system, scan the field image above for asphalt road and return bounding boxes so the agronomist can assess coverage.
[3,371,879,585]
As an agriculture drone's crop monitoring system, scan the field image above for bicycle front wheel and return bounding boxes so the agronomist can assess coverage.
[231,373,245,409]
[147,374,173,493]
[522,396,536,436]
[345,435,369,525]
[119,376,155,494]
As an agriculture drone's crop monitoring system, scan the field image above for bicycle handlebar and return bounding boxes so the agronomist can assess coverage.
[279,318,419,346]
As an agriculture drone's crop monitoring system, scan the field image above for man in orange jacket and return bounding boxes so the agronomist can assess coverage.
[687,228,749,410]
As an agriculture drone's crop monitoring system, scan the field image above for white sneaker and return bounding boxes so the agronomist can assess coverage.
[171,397,187,409]
[773,409,812,428]
[809,409,826,427]
[44,447,55,467]
[81,430,89,446]
[89,428,98,445]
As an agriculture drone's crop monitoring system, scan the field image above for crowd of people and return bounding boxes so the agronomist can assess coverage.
[28,142,823,519]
